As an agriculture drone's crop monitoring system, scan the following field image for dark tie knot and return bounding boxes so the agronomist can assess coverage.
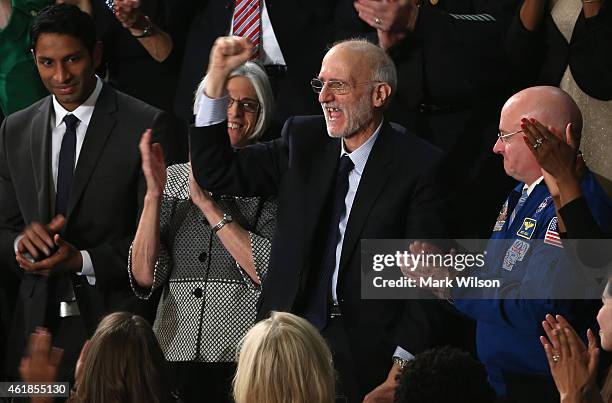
[63,114,80,131]
[338,155,354,176]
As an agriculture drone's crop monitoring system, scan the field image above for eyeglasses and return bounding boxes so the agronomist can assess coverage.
[310,78,381,95]
[227,97,260,114]
[498,129,524,143]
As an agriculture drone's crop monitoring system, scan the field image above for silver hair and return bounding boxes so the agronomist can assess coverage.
[330,39,397,104]
[193,61,275,142]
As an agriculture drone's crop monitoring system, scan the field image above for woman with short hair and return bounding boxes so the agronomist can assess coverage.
[129,60,278,403]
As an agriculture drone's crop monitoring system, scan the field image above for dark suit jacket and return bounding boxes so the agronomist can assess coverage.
[173,0,368,123]
[0,84,171,371]
[190,116,466,394]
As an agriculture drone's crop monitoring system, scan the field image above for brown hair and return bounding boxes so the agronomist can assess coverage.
[70,312,174,403]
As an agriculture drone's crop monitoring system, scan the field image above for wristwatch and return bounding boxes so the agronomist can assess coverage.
[131,15,154,38]
[212,213,233,233]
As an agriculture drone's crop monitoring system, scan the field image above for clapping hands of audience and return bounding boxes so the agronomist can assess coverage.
[139,128,166,199]
[521,117,586,232]
[113,0,145,30]
[539,314,603,403]
[16,215,84,276]
[19,328,63,403]
[353,0,420,49]
[521,118,584,198]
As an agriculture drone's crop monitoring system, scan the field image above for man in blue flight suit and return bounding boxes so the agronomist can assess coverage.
[454,86,612,403]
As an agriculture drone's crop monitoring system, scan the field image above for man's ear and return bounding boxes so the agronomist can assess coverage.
[92,41,103,69]
[372,83,392,108]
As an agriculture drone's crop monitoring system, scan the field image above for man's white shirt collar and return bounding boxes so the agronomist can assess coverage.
[340,120,383,175]
[523,176,545,197]
[52,77,103,128]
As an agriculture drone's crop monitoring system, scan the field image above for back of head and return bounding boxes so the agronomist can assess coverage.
[233,311,335,403]
[395,346,496,403]
[71,312,174,403]
[30,4,96,55]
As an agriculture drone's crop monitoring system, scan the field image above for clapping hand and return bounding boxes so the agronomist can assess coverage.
[113,0,145,30]
[20,328,63,384]
[539,314,601,402]
[353,0,420,49]
[139,129,166,199]
[521,118,585,212]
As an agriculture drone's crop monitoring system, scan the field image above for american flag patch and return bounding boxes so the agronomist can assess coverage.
[544,217,563,248]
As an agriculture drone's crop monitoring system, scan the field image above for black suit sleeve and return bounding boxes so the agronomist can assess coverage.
[84,111,172,291]
[393,157,468,353]
[0,118,24,278]
[189,119,289,197]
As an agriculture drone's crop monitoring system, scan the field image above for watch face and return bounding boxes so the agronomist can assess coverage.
[224,213,233,221]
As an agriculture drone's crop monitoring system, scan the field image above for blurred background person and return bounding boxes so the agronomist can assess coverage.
[353,0,521,237]
[95,0,189,162]
[0,0,51,117]
[233,311,335,403]
[19,312,180,403]
[169,0,369,128]
[507,0,612,195]
[394,346,497,403]
[129,60,277,403]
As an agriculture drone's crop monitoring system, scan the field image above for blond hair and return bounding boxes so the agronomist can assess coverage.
[233,311,335,403]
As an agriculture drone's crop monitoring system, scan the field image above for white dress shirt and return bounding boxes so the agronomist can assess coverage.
[50,77,104,285]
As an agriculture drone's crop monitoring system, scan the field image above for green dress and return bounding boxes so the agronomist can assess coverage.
[0,0,51,116]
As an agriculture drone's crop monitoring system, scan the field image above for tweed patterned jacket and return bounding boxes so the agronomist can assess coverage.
[128,163,277,362]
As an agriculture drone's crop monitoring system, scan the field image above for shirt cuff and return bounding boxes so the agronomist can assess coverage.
[195,92,229,127]
[77,251,96,286]
[393,346,415,361]
[13,234,23,253]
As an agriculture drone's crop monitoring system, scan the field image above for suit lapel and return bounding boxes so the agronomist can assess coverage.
[65,85,117,221]
[302,139,341,242]
[339,123,393,272]
[30,98,53,224]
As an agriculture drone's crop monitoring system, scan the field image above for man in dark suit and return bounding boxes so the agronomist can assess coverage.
[0,4,170,381]
[190,36,464,403]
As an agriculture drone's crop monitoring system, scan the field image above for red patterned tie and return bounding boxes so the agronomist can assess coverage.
[232,0,261,59]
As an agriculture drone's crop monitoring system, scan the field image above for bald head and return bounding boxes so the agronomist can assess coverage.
[501,86,583,145]
[495,86,583,185]
[326,39,397,99]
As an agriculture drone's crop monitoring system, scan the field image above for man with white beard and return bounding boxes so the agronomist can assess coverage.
[189,36,465,403]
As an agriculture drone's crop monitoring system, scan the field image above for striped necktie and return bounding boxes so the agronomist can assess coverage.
[509,187,529,227]
[232,0,261,59]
